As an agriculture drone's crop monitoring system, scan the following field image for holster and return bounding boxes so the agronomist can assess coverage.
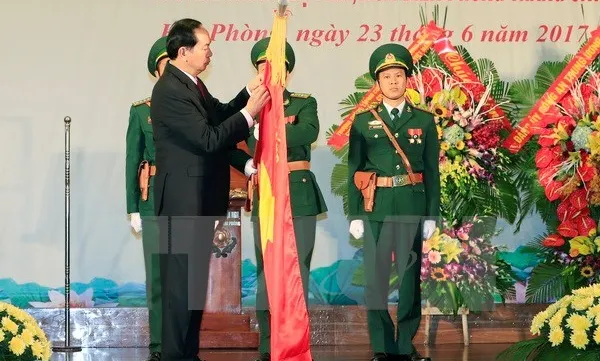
[138,160,151,201]
[353,171,377,212]
[244,173,258,212]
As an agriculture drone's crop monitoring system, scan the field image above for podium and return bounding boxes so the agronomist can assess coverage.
[199,141,258,348]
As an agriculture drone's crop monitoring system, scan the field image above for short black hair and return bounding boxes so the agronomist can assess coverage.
[167,18,203,59]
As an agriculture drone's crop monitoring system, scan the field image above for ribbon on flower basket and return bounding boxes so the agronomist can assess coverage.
[326,21,446,150]
[502,27,600,153]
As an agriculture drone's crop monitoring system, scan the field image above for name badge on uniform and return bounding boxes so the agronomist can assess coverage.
[408,128,423,144]
[368,120,382,129]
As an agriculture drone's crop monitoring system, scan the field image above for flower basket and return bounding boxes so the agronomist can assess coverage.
[421,218,515,315]
[497,283,600,360]
[0,302,52,361]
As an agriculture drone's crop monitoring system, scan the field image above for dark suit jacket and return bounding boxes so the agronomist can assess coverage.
[150,62,251,217]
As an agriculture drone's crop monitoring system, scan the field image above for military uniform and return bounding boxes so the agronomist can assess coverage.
[247,38,327,361]
[347,44,440,361]
[125,36,169,361]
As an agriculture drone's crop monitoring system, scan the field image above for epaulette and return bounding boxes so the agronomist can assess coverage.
[290,92,311,98]
[132,97,151,107]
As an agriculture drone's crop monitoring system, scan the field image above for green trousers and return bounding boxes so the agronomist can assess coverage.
[140,212,162,353]
[363,219,423,356]
[253,216,317,354]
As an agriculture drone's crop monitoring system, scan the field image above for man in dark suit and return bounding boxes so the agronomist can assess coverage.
[150,18,270,361]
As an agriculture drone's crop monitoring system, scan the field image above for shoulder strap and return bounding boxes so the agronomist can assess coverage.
[369,109,416,185]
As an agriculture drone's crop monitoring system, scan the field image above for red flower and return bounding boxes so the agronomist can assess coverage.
[557,220,579,238]
[535,146,562,169]
[578,161,596,183]
[542,234,565,248]
[407,68,443,98]
[538,128,557,148]
[576,216,596,236]
[544,180,564,201]
[568,188,588,210]
[472,120,503,148]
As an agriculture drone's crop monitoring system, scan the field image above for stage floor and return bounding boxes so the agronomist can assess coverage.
[48,344,509,361]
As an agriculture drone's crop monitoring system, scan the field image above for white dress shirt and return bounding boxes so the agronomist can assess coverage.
[382,100,405,120]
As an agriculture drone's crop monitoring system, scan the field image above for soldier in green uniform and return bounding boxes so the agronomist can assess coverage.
[347,44,440,361]
[125,36,169,361]
[245,37,328,361]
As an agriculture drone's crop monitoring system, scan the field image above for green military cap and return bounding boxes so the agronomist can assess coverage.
[250,37,295,72]
[369,43,413,79]
[147,36,168,76]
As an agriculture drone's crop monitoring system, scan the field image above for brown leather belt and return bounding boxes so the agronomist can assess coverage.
[150,165,156,176]
[288,160,310,172]
[245,161,310,212]
[376,173,423,187]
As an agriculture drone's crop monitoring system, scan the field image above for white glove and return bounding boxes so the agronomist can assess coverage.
[244,159,257,177]
[423,220,436,240]
[253,123,260,140]
[129,213,142,233]
[349,220,364,239]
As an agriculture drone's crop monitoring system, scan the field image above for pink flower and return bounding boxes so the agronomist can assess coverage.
[457,231,469,241]
[428,251,442,264]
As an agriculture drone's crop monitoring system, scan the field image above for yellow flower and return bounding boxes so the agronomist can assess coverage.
[571,296,595,311]
[531,311,549,335]
[0,329,4,342]
[433,104,451,118]
[405,88,421,105]
[594,326,600,344]
[569,236,593,256]
[20,327,34,345]
[450,86,468,106]
[570,330,589,350]
[581,266,594,278]
[441,142,450,151]
[552,122,570,143]
[9,335,26,356]
[465,133,472,140]
[1,316,19,335]
[430,267,447,281]
[566,314,592,331]
[426,229,444,250]
[548,327,564,346]
[456,141,465,150]
[549,308,567,328]
[31,340,44,359]
[441,240,463,263]
[588,131,600,157]
[586,304,600,320]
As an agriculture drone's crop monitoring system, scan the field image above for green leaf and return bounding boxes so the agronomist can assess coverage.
[534,61,567,91]
[339,92,366,117]
[330,163,348,197]
[354,72,375,90]
[525,262,566,303]
[494,337,547,361]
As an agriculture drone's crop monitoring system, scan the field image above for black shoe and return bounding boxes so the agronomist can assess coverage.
[146,352,161,361]
[254,353,270,361]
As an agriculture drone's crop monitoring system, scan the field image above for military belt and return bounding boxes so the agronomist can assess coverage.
[288,160,310,172]
[376,173,423,187]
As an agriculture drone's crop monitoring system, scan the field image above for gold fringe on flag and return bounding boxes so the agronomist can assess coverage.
[265,8,288,87]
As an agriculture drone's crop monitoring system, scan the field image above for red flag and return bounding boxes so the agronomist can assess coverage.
[254,59,312,361]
